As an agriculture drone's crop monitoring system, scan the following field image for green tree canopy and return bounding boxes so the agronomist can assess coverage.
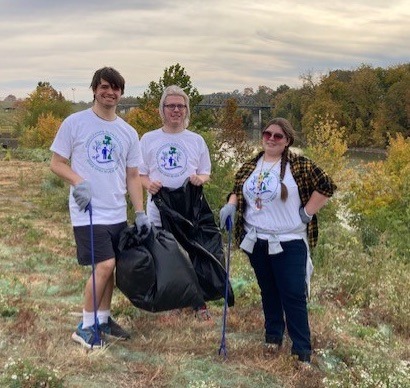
[138,63,202,108]
[137,63,215,130]
[272,63,410,149]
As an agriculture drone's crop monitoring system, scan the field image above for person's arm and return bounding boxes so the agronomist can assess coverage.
[189,174,210,186]
[140,174,162,195]
[126,167,145,213]
[226,193,238,207]
[304,191,330,216]
[50,152,83,185]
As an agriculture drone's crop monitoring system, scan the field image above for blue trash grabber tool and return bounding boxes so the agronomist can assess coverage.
[85,203,101,347]
[218,215,233,359]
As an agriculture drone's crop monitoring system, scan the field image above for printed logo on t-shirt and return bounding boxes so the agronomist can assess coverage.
[86,131,123,173]
[245,169,280,203]
[156,143,188,177]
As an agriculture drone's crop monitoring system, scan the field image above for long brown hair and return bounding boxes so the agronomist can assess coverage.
[262,118,296,201]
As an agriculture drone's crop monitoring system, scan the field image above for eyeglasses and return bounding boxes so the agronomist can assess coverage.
[164,104,187,110]
[262,131,285,141]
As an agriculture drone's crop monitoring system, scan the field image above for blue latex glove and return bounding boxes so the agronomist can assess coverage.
[219,203,236,230]
[299,206,313,224]
[135,211,151,240]
[73,181,91,211]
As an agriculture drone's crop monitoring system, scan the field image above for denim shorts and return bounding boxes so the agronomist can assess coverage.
[73,222,127,266]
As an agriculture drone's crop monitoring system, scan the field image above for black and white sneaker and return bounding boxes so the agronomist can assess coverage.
[99,317,131,340]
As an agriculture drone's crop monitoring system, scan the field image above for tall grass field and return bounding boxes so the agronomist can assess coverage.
[0,147,409,387]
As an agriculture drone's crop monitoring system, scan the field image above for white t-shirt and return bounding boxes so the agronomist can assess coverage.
[139,128,211,226]
[243,157,304,240]
[50,108,143,226]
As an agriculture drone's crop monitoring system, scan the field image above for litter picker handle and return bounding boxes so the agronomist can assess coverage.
[218,215,233,359]
[226,215,233,232]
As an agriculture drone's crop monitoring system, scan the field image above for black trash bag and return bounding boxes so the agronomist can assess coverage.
[116,225,204,312]
[153,179,234,307]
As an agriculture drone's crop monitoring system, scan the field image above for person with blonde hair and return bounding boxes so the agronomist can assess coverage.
[139,85,213,320]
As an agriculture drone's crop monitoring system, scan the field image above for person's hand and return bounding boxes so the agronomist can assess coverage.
[219,203,236,230]
[73,181,91,211]
[299,206,313,224]
[189,174,205,186]
[147,180,162,195]
[134,211,151,240]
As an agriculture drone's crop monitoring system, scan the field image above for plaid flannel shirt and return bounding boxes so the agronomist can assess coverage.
[231,150,336,249]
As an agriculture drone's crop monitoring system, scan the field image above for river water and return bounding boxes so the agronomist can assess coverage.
[346,149,387,164]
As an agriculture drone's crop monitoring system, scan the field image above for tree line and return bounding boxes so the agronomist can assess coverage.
[5,62,409,150]
[274,63,410,148]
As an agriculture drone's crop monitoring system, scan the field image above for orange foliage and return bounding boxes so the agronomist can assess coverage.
[125,102,162,137]
[20,112,62,149]
[350,134,410,215]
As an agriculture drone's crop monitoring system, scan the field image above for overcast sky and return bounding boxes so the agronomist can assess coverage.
[1,0,409,102]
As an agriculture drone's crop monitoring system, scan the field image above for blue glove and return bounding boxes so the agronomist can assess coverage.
[73,181,91,211]
[135,211,151,240]
[299,206,313,224]
[219,203,236,230]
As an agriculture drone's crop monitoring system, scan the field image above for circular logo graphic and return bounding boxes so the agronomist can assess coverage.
[86,131,123,173]
[156,142,188,177]
[245,169,280,203]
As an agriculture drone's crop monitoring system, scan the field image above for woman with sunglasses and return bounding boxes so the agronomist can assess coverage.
[219,117,336,366]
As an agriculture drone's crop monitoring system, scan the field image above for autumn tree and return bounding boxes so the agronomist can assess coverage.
[301,71,352,143]
[19,82,72,129]
[372,70,410,146]
[283,64,410,148]
[304,114,350,222]
[215,98,254,165]
[348,65,382,146]
[270,87,304,134]
[20,112,62,148]
[125,101,162,138]
[304,114,348,179]
[348,134,410,257]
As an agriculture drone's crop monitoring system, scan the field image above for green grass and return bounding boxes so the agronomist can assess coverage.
[0,158,409,387]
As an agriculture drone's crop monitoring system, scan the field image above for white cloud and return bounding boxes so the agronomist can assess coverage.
[0,0,408,101]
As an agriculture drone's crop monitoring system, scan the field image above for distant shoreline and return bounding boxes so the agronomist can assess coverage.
[347,147,387,155]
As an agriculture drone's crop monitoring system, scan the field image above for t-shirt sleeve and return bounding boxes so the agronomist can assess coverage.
[49,117,73,160]
[138,134,149,175]
[196,137,211,175]
[126,128,143,169]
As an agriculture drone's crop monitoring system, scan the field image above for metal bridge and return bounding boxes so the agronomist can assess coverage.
[117,95,273,130]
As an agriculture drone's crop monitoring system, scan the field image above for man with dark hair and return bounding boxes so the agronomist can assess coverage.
[90,67,125,98]
[50,67,150,348]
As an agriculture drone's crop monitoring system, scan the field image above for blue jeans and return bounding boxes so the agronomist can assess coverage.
[246,238,311,361]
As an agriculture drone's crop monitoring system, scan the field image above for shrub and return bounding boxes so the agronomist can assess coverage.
[313,220,410,333]
[348,134,410,259]
[19,113,62,149]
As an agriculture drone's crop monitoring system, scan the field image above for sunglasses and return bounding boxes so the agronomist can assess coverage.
[262,131,285,141]
[163,104,187,110]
